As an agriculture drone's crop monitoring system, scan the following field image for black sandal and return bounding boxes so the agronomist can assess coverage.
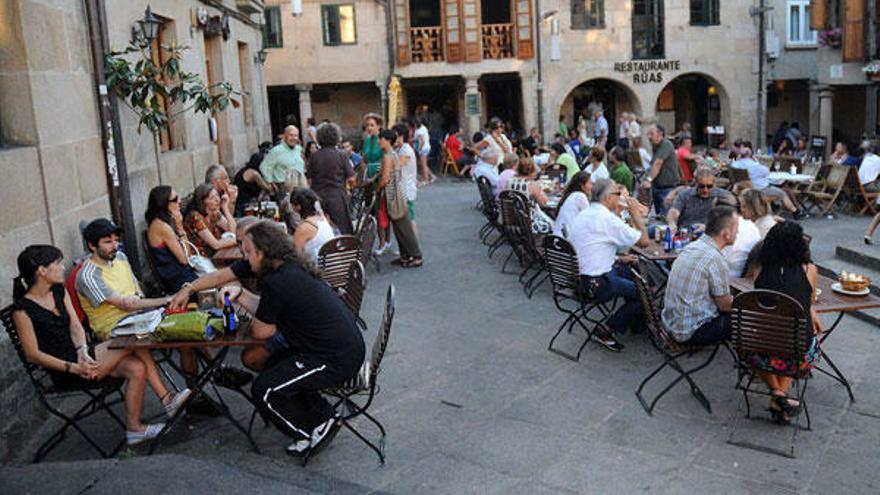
[773,395,802,418]
[401,257,424,268]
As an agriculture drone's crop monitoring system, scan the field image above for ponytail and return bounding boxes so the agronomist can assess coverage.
[12,275,28,301]
[14,245,64,301]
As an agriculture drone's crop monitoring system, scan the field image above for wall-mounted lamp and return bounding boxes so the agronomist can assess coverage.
[132,6,162,46]
[254,49,268,65]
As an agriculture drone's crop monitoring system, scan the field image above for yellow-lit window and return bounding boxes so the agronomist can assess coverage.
[322,4,357,46]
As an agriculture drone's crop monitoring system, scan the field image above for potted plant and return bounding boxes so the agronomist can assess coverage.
[818,28,842,48]
[863,60,880,81]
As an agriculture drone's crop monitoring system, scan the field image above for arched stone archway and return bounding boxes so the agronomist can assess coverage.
[559,78,642,146]
[655,73,729,146]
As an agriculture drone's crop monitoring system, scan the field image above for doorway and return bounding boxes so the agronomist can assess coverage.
[482,74,523,135]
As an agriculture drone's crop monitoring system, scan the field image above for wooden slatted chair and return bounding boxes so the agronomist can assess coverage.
[728,290,812,458]
[727,166,751,187]
[2,306,126,462]
[542,236,614,362]
[317,235,362,291]
[338,260,367,331]
[856,177,880,215]
[803,164,849,216]
[305,284,396,466]
[439,145,460,177]
[498,190,529,274]
[632,268,723,415]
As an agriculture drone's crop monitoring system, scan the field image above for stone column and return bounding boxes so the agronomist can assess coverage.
[817,86,834,157]
[295,84,313,127]
[866,85,879,139]
[464,76,482,138]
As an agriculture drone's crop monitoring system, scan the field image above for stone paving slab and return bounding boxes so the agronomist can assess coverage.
[2,180,880,494]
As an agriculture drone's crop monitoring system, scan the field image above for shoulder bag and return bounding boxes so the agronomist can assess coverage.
[385,154,409,220]
[182,239,217,276]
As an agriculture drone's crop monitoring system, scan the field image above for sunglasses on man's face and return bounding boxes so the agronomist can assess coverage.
[696,183,714,190]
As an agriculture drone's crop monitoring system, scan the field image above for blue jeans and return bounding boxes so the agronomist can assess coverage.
[652,186,677,216]
[580,264,644,334]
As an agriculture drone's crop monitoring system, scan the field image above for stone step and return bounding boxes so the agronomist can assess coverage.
[816,257,880,328]
[835,240,880,273]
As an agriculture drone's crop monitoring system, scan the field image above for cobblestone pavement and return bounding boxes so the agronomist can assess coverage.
[2,180,879,494]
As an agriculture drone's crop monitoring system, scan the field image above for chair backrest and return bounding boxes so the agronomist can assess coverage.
[541,235,580,300]
[731,290,809,371]
[824,164,849,191]
[317,235,362,290]
[357,214,377,262]
[511,192,540,259]
[65,262,87,324]
[476,176,498,222]
[338,260,366,320]
[1,305,40,376]
[141,229,170,295]
[729,166,751,184]
[366,284,395,391]
[632,267,682,352]
[498,190,526,228]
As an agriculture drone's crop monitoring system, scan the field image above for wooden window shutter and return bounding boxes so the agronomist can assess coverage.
[445,0,464,62]
[842,0,865,62]
[394,0,410,66]
[514,0,534,59]
[810,0,828,30]
[461,0,481,62]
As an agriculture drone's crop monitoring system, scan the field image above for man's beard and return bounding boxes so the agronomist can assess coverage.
[98,249,117,262]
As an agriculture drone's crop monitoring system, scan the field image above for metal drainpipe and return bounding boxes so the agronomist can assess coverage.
[376,0,395,122]
[756,0,766,149]
[535,0,544,140]
[83,0,142,274]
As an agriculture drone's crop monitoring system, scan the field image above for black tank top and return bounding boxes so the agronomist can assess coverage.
[14,285,77,363]
[755,263,813,330]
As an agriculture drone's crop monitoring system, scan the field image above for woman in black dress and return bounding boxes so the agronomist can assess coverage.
[12,245,190,445]
[305,122,356,234]
[749,221,822,423]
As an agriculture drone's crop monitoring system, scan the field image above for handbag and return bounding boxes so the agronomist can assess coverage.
[182,239,217,276]
[385,155,409,220]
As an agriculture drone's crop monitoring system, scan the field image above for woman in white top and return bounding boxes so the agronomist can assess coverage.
[393,123,419,232]
[553,171,593,238]
[739,188,778,238]
[413,117,436,184]
[585,147,610,181]
[290,188,336,266]
[476,118,513,159]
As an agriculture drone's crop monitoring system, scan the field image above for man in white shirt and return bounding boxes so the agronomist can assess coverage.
[569,179,651,351]
[858,142,880,191]
[716,195,761,277]
[730,147,803,218]
[474,148,501,196]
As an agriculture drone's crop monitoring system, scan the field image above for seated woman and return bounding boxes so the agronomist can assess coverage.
[739,188,778,238]
[290,188,336,267]
[146,186,198,292]
[584,147,610,181]
[12,245,190,445]
[234,141,274,216]
[553,171,592,238]
[748,222,822,423]
[184,183,237,258]
[505,157,553,235]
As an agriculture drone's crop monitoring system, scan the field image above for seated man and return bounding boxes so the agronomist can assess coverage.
[474,147,501,196]
[666,167,734,232]
[858,142,880,192]
[169,222,365,457]
[75,219,172,341]
[730,148,804,219]
[662,206,739,345]
[550,143,580,180]
[569,179,651,352]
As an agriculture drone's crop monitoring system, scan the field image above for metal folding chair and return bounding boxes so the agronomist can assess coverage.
[304,284,396,466]
[542,236,614,362]
[357,214,380,273]
[476,176,504,254]
[317,235,362,291]
[511,193,547,297]
[338,260,368,331]
[498,190,529,274]
[632,268,722,415]
[728,290,812,459]
[2,306,126,462]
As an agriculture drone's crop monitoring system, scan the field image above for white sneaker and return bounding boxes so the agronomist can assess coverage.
[286,438,310,456]
[126,423,165,445]
[310,417,337,447]
[373,241,392,256]
[164,388,192,418]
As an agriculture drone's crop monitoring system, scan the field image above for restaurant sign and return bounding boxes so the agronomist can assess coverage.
[613,60,681,84]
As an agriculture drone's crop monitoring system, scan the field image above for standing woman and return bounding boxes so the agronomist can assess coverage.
[184,183,237,258]
[393,122,419,234]
[145,186,198,292]
[362,113,391,253]
[306,122,356,234]
[12,245,190,445]
[413,117,436,184]
[477,117,513,158]
[378,129,424,267]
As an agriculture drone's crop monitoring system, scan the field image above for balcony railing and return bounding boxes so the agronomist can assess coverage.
[481,23,515,59]
[410,26,444,63]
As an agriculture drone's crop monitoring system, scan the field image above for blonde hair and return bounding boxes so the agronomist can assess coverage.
[739,188,771,218]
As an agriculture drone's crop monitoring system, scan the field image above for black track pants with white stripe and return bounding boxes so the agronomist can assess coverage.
[251,354,357,440]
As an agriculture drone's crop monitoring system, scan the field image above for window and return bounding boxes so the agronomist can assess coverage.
[690,0,719,26]
[572,0,605,29]
[322,5,357,46]
[150,20,177,152]
[237,42,252,127]
[632,0,664,59]
[786,0,816,46]
[264,6,282,48]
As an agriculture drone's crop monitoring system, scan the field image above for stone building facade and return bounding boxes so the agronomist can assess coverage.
[265,0,760,147]
[0,0,270,460]
[765,0,880,150]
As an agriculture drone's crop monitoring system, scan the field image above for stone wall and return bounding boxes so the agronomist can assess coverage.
[0,0,271,462]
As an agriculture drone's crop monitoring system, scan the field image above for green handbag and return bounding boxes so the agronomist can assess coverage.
[154,311,224,342]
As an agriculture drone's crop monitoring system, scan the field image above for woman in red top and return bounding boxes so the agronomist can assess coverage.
[444,125,475,178]
[675,136,702,182]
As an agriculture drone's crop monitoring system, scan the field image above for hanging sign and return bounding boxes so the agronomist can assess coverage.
[613,60,681,84]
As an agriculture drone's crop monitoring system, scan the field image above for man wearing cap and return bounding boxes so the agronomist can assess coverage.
[75,219,171,341]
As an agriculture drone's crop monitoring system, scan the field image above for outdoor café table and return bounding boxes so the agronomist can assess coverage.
[631,240,679,297]
[767,171,814,186]
[109,332,265,454]
[212,246,243,266]
[730,275,880,401]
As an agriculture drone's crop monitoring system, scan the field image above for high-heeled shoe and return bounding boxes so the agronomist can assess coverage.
[865,236,874,246]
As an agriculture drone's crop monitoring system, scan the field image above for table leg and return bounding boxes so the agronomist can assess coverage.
[812,311,855,402]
